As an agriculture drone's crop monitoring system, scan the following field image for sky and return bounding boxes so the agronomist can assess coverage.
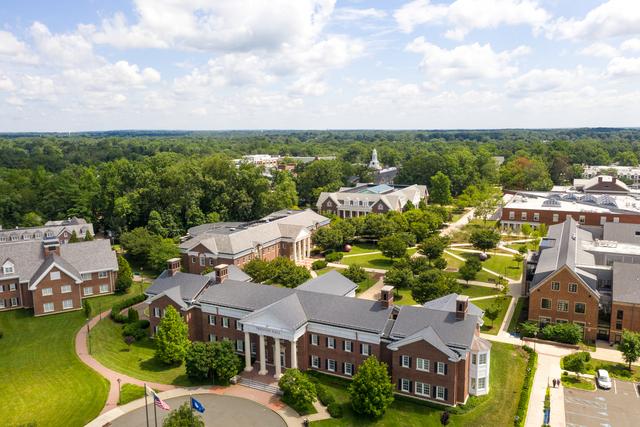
[1,0,640,131]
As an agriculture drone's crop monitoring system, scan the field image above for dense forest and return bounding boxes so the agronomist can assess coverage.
[1,129,640,237]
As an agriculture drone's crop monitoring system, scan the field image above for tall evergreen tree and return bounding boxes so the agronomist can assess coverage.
[155,306,190,365]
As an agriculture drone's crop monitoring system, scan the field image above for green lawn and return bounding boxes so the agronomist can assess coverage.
[460,285,500,299]
[572,358,640,382]
[90,317,207,386]
[315,267,336,276]
[394,289,418,306]
[118,383,147,405]
[312,342,528,427]
[507,298,527,334]
[341,248,417,271]
[561,374,595,391]
[448,250,522,281]
[505,241,539,252]
[341,242,380,255]
[472,296,512,335]
[356,274,379,293]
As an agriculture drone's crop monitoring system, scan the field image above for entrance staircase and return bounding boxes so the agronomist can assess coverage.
[237,376,282,395]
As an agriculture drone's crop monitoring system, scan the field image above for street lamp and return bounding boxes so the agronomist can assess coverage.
[533,331,538,352]
[117,378,121,403]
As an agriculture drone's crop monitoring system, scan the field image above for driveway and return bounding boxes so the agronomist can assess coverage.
[564,379,640,427]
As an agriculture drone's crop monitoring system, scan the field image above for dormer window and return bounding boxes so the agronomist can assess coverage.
[3,262,14,275]
[46,231,54,238]
[35,232,42,239]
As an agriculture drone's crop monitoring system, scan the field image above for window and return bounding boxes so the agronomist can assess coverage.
[9,283,16,291]
[471,378,476,390]
[478,377,486,390]
[616,321,623,330]
[3,264,14,274]
[551,281,560,291]
[508,211,515,220]
[236,320,243,331]
[81,273,92,281]
[479,353,487,365]
[209,334,216,342]
[0,300,4,309]
[521,212,527,220]
[415,382,430,397]
[83,287,94,296]
[539,316,552,326]
[472,354,477,364]
[62,299,73,310]
[533,213,540,222]
[251,342,256,355]
[600,216,607,225]
[199,256,205,267]
[50,271,61,280]
[436,386,446,401]
[222,317,229,328]
[344,340,352,352]
[617,310,624,320]
[98,271,108,279]
[557,300,569,312]
[437,362,446,375]
[401,355,411,368]
[42,287,53,296]
[10,297,18,307]
[311,334,319,346]
[541,298,552,310]
[614,217,620,223]
[579,215,586,224]
[568,283,578,293]
[61,285,71,294]
[43,302,54,313]
[361,343,370,356]
[236,340,244,352]
[556,319,568,324]
[400,379,411,393]
[192,257,196,263]
[344,362,354,376]
[416,358,430,372]
[154,325,159,334]
[311,355,320,368]
[552,214,559,223]
[208,315,216,325]
[154,307,161,318]
[0,285,3,292]
[327,359,336,372]
[327,337,335,349]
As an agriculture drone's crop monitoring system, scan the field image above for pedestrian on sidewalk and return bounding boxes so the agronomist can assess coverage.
[552,378,557,388]
[557,378,561,388]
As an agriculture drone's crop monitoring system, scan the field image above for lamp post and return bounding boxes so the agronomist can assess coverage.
[533,331,538,352]
[117,378,121,403]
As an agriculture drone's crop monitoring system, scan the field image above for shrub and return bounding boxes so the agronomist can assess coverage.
[519,321,540,338]
[562,352,591,373]
[316,384,335,406]
[325,252,343,262]
[278,369,317,412]
[127,308,139,323]
[327,402,344,418]
[312,260,328,270]
[122,320,149,340]
[514,346,538,426]
[185,342,214,380]
[110,294,146,323]
[541,323,582,344]
[342,264,367,283]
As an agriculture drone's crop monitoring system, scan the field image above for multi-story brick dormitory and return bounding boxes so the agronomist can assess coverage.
[526,217,640,343]
[0,237,118,316]
[178,209,330,273]
[146,260,491,406]
[0,217,94,244]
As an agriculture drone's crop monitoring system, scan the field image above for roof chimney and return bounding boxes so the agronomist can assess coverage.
[456,295,469,321]
[214,264,229,284]
[380,285,394,308]
[167,258,181,276]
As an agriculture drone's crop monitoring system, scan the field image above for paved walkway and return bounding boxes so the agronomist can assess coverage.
[326,262,388,274]
[444,250,521,284]
[358,276,385,301]
[440,208,475,237]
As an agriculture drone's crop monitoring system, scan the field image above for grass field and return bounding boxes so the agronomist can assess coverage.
[562,357,640,382]
[340,248,418,270]
[561,374,595,391]
[394,289,418,306]
[312,342,528,427]
[340,242,379,255]
[472,296,512,335]
[118,383,147,405]
[507,298,527,334]
[448,250,522,281]
[460,285,500,299]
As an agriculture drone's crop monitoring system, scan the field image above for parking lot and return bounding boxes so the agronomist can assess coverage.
[565,379,640,426]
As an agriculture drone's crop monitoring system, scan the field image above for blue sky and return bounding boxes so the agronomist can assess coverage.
[1,0,639,131]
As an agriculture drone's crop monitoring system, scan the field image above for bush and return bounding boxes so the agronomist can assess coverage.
[127,308,139,323]
[110,294,146,323]
[325,252,343,262]
[279,369,317,414]
[122,320,150,340]
[514,346,538,426]
[312,260,328,270]
[327,402,344,418]
[316,384,336,406]
[541,323,582,344]
[519,321,540,338]
[562,352,591,373]
[342,264,368,283]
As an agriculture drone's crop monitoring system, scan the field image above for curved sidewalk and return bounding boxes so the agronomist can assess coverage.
[75,310,175,415]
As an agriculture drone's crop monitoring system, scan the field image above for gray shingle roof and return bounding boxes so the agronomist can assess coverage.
[387,326,461,361]
[612,262,640,304]
[423,293,484,318]
[0,241,45,282]
[146,271,210,302]
[295,270,358,296]
[198,281,295,311]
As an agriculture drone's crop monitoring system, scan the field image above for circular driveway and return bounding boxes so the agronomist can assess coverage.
[109,393,286,427]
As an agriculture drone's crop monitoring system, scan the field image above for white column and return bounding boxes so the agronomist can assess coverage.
[274,339,282,378]
[292,240,297,261]
[291,339,298,369]
[244,332,253,372]
[258,335,267,375]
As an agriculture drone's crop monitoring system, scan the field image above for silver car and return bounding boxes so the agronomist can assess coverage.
[596,369,612,390]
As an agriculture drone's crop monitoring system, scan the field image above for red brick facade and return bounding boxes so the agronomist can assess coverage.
[610,302,640,344]
[501,207,640,229]
[182,241,296,274]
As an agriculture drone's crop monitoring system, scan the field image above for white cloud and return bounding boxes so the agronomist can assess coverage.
[621,38,640,52]
[506,68,586,96]
[288,73,328,96]
[580,42,619,58]
[548,0,640,41]
[606,56,640,77]
[0,75,15,91]
[30,21,97,67]
[406,38,529,81]
[0,30,38,64]
[63,61,160,91]
[395,0,549,40]
[334,8,386,21]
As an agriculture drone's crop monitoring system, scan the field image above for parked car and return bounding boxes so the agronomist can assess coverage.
[596,369,612,390]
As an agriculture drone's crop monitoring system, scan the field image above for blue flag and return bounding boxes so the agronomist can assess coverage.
[191,397,205,413]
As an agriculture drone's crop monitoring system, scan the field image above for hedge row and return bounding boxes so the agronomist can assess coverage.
[110,294,147,323]
[514,346,538,427]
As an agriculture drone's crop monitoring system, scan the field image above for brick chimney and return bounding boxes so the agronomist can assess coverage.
[456,295,469,321]
[380,285,394,308]
[214,264,229,284]
[167,258,181,276]
[43,238,61,256]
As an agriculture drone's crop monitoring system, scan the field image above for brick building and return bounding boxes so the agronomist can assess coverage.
[146,262,490,406]
[0,217,94,244]
[316,183,428,218]
[526,218,640,343]
[179,209,329,273]
[0,238,117,316]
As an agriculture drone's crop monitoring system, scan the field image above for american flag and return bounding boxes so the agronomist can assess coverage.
[147,386,170,411]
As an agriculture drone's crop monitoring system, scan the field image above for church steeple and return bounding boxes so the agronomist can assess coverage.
[369,148,382,170]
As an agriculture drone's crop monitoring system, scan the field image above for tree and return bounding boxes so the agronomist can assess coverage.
[155,306,190,365]
[278,369,317,409]
[513,253,525,266]
[458,259,481,284]
[342,264,368,283]
[362,214,397,240]
[116,254,133,293]
[83,230,94,241]
[312,226,344,251]
[500,157,553,191]
[242,259,272,283]
[618,330,640,370]
[148,238,180,272]
[469,228,500,253]
[429,172,453,205]
[296,160,346,204]
[418,235,450,264]
[120,227,160,264]
[163,402,205,427]
[378,234,408,260]
[147,210,168,237]
[484,306,499,327]
[269,257,311,288]
[520,223,532,237]
[69,230,79,243]
[124,335,135,351]
[349,356,394,418]
[211,340,242,384]
[332,219,356,244]
[411,270,460,304]
[383,267,414,289]
[21,211,43,227]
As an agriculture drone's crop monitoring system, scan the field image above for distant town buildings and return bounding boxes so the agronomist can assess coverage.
[368,148,399,185]
[316,184,428,218]
[179,209,329,273]
[0,217,94,244]
[583,165,640,185]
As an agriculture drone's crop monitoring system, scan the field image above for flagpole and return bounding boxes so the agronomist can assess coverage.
[144,384,150,427]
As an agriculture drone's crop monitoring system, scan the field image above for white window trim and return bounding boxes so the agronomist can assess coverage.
[311,355,320,368]
[557,300,569,312]
[400,378,411,393]
[479,353,487,365]
[361,343,370,356]
[83,287,94,296]
[437,362,445,375]
[222,317,229,328]
[327,337,335,349]
[43,302,54,313]
[551,281,560,291]
[42,287,53,296]
[154,307,161,318]
[61,285,72,294]
[50,271,61,280]
[344,340,352,352]
[416,358,430,372]
[568,283,578,293]
[344,363,353,376]
[540,298,552,310]
[436,386,446,401]
[311,334,319,346]
[327,359,336,372]
[99,284,109,294]
[62,299,74,310]
[401,355,411,368]
[415,381,430,397]
[208,315,216,325]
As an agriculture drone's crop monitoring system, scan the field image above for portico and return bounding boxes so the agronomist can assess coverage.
[291,236,312,262]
